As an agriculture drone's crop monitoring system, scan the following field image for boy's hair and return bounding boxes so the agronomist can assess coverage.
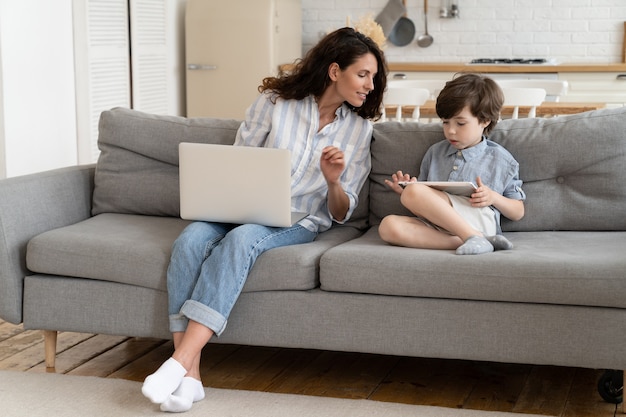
[435,73,504,134]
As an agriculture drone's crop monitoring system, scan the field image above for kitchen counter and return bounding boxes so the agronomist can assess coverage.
[388,63,626,73]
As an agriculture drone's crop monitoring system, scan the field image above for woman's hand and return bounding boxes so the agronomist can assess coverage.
[321,146,350,221]
[384,171,416,195]
[320,146,345,185]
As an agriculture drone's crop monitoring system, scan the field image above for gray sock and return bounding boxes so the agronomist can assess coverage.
[456,235,494,255]
[485,235,513,251]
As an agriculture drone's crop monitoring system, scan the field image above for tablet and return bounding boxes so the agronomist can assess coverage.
[398,181,477,197]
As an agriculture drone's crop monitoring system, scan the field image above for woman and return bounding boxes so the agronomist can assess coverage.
[142,27,387,413]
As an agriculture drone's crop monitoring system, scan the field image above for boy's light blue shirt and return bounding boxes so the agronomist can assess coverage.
[418,137,525,226]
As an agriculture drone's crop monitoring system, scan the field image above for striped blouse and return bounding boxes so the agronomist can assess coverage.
[234,92,373,232]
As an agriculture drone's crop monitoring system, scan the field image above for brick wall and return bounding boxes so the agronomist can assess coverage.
[301,0,626,64]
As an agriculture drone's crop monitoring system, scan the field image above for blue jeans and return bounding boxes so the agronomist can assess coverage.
[167,221,317,336]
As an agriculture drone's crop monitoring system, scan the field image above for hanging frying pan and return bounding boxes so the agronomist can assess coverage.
[388,0,416,47]
[375,0,407,37]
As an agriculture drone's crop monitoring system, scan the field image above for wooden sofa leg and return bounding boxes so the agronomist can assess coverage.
[43,330,58,369]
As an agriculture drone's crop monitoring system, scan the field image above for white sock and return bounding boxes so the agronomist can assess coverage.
[141,357,187,404]
[160,377,205,413]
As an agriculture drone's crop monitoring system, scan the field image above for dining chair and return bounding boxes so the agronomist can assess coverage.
[500,87,547,119]
[496,79,569,102]
[382,87,431,122]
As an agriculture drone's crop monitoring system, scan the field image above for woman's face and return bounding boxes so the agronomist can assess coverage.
[441,106,490,150]
[331,53,377,108]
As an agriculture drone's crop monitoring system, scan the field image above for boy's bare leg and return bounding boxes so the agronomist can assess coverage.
[400,184,480,241]
[382,184,495,255]
[379,215,461,249]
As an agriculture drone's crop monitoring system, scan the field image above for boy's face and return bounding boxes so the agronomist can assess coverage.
[441,106,490,150]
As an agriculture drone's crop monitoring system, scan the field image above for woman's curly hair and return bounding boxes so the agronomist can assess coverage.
[260,27,388,120]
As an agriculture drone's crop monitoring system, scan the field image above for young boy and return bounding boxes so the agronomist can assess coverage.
[378,73,526,255]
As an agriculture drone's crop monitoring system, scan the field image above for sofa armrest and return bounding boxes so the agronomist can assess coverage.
[0,164,95,323]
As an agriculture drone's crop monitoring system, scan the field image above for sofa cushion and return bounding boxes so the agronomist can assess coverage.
[92,107,241,217]
[370,107,626,231]
[26,214,190,291]
[26,213,363,293]
[491,107,626,232]
[320,227,626,309]
[91,107,370,229]
[369,121,442,225]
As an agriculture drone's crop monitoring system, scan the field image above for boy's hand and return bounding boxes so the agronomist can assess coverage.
[384,171,416,195]
[472,176,526,222]
[470,176,495,207]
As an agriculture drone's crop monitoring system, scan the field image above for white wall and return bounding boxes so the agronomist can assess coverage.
[0,0,77,178]
[0,0,186,178]
[301,0,626,64]
[1,1,624,178]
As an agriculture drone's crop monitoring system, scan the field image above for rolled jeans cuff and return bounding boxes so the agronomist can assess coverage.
[169,313,189,334]
[176,299,228,337]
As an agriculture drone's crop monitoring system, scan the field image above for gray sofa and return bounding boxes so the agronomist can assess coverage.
[1,106,625,379]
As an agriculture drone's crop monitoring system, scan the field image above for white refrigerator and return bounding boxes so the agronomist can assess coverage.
[185,0,302,119]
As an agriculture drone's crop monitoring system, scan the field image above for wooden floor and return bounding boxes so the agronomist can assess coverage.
[0,319,619,416]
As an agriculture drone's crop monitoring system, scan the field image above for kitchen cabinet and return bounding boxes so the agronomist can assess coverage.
[558,72,626,107]
[185,0,301,119]
[388,63,626,107]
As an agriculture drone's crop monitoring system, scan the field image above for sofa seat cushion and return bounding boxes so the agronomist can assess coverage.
[26,214,190,291]
[320,227,626,309]
[26,213,363,293]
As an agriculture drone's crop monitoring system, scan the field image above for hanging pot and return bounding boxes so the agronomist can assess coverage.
[388,0,416,47]
[375,0,407,37]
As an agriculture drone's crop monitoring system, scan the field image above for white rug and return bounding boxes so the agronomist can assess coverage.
[0,370,545,417]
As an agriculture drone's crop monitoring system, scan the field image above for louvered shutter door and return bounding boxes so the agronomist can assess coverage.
[74,0,131,164]
[129,0,170,115]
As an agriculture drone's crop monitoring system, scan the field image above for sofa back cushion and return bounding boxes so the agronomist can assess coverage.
[91,107,370,229]
[92,107,241,217]
[369,122,442,225]
[370,107,626,231]
[492,107,626,231]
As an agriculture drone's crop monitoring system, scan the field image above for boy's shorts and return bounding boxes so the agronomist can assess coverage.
[418,193,497,236]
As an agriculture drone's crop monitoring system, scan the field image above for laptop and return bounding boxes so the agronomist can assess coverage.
[178,142,308,227]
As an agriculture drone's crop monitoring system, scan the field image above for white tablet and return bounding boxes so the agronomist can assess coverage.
[398,181,478,197]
